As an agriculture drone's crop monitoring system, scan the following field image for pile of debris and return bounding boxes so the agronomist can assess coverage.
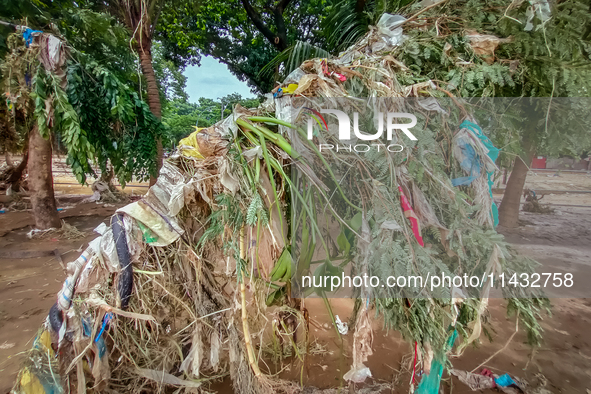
[522,189,554,214]
[13,6,551,394]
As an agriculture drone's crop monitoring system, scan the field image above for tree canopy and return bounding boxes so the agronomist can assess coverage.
[157,0,327,92]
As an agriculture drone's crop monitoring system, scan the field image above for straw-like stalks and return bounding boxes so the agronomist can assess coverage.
[15,25,552,392]
[239,228,263,379]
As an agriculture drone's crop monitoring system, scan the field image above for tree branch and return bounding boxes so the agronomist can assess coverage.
[276,0,292,12]
[354,0,367,13]
[241,0,282,50]
[272,0,290,51]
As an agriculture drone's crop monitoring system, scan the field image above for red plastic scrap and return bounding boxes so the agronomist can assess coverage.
[479,368,496,388]
[321,59,347,82]
[398,186,424,247]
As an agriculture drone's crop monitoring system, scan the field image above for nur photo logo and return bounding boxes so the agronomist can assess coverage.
[303,107,418,153]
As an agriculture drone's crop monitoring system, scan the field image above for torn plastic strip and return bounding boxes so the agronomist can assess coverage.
[111,213,133,309]
[47,213,134,338]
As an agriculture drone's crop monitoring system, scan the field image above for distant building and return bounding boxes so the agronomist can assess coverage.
[533,155,591,170]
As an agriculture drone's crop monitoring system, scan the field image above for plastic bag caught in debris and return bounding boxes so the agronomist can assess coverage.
[57,248,93,310]
[168,182,189,216]
[450,369,495,390]
[452,134,481,186]
[179,326,203,378]
[118,162,185,246]
[242,146,263,161]
[178,128,206,159]
[281,83,299,94]
[456,244,501,355]
[117,201,182,247]
[344,293,373,382]
[261,93,275,113]
[218,158,240,195]
[452,120,499,226]
[343,364,372,383]
[412,182,445,229]
[179,126,229,159]
[93,222,107,235]
[76,253,99,294]
[416,329,457,394]
[376,14,406,47]
[210,330,221,371]
[525,0,551,31]
[284,67,306,84]
[403,81,437,97]
[98,228,121,272]
[417,97,447,114]
[335,315,348,335]
[380,220,402,231]
[451,369,551,394]
[18,330,63,394]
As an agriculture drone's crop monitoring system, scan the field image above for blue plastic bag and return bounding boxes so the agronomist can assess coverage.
[452,120,500,227]
[416,330,458,394]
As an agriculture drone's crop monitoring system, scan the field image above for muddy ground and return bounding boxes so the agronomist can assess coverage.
[0,171,590,393]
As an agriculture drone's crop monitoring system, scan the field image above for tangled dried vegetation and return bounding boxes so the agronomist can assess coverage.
[13,4,552,393]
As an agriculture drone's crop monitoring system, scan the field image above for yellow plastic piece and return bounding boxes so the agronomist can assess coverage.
[38,330,54,357]
[19,368,46,394]
[281,84,299,94]
[178,127,205,159]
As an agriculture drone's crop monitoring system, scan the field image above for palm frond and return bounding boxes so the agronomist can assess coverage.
[324,0,419,53]
[325,0,372,52]
[258,40,330,81]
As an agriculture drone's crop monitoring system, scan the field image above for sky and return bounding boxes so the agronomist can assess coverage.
[183,56,255,102]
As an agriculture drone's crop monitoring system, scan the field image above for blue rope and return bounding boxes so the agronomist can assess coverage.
[95,312,113,343]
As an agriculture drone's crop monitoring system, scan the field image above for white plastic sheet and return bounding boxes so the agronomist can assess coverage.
[335,315,349,335]
[118,162,186,246]
[376,14,406,48]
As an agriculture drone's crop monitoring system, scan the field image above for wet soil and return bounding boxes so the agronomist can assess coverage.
[1,172,590,393]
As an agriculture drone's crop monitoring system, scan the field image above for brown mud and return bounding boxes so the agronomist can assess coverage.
[1,172,590,393]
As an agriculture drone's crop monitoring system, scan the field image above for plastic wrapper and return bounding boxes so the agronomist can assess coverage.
[284,67,306,84]
[335,315,348,335]
[343,364,372,383]
[118,162,185,246]
[525,0,551,31]
[376,14,406,46]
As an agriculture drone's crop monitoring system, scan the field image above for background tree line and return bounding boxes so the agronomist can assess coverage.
[161,94,262,149]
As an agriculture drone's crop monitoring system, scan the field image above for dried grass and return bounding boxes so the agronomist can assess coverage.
[14,13,514,394]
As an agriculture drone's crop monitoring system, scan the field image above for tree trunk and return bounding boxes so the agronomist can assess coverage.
[5,151,14,167]
[498,139,535,228]
[355,0,367,13]
[7,151,28,192]
[137,43,163,186]
[28,125,61,229]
